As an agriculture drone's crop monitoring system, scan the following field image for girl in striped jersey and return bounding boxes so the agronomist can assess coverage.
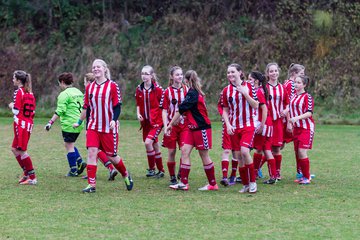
[135,65,165,178]
[161,66,188,185]
[265,63,289,180]
[166,70,218,191]
[283,64,305,179]
[249,71,277,184]
[222,63,259,193]
[288,76,315,184]
[74,59,133,193]
[9,70,37,185]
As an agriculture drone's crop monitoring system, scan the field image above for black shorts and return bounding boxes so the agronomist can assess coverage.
[62,131,80,143]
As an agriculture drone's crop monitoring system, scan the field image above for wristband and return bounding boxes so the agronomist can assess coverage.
[49,120,54,125]
[77,119,83,125]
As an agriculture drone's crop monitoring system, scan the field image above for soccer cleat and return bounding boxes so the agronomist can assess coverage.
[155,171,165,178]
[169,182,189,191]
[82,184,96,193]
[77,162,87,175]
[299,178,311,185]
[169,176,177,185]
[146,169,156,177]
[220,177,229,187]
[82,175,88,179]
[249,182,257,193]
[20,178,37,185]
[108,169,118,181]
[228,176,236,186]
[236,176,242,183]
[263,178,277,184]
[198,184,219,191]
[66,170,78,177]
[124,173,134,191]
[258,168,264,178]
[18,174,29,184]
[239,185,250,193]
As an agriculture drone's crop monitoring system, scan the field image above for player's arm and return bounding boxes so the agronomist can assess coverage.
[73,109,87,128]
[222,107,234,135]
[44,113,59,131]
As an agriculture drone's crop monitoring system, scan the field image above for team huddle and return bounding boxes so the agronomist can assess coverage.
[9,59,315,194]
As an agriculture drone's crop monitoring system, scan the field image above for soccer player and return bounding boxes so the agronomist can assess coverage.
[221,64,259,193]
[248,71,277,184]
[161,66,188,185]
[265,63,289,180]
[44,72,87,177]
[9,70,37,185]
[73,59,133,193]
[166,70,218,191]
[82,73,118,181]
[135,65,165,178]
[288,75,315,184]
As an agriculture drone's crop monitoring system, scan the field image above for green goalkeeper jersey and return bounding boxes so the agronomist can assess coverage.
[55,87,84,133]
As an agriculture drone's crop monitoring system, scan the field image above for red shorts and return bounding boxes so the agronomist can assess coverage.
[293,128,314,150]
[253,134,272,151]
[86,129,119,156]
[162,123,187,149]
[283,119,293,143]
[182,128,212,150]
[272,118,284,147]
[230,127,255,151]
[12,121,33,151]
[142,122,162,143]
[222,123,232,150]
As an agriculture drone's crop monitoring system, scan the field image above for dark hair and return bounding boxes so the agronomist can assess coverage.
[58,72,74,85]
[14,70,32,93]
[250,71,270,100]
[228,63,245,80]
[297,75,311,90]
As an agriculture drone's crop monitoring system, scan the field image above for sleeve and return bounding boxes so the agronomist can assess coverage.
[256,88,266,105]
[217,92,223,116]
[221,88,229,108]
[157,87,163,103]
[13,89,22,110]
[135,87,141,107]
[111,82,121,107]
[178,89,198,115]
[249,83,258,101]
[55,92,67,116]
[160,89,169,110]
[306,94,314,113]
[83,84,90,110]
[283,84,289,106]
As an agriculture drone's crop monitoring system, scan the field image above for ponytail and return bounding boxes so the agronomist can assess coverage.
[250,71,269,100]
[14,70,32,93]
[185,70,204,96]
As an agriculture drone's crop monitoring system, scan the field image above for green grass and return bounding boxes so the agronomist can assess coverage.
[0,118,359,239]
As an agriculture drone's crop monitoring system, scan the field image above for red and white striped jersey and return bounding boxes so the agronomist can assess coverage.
[283,79,296,102]
[160,85,188,122]
[135,82,163,126]
[13,87,36,124]
[83,79,121,133]
[255,88,273,137]
[267,83,289,121]
[221,82,257,129]
[289,92,315,131]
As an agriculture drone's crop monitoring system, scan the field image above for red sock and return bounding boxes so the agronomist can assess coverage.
[230,158,238,177]
[155,152,164,172]
[239,166,249,186]
[97,151,115,171]
[246,163,256,183]
[146,150,156,170]
[221,159,229,178]
[259,155,267,168]
[253,153,262,176]
[180,163,191,184]
[167,161,176,176]
[87,164,97,186]
[204,162,216,186]
[114,158,127,177]
[267,158,277,179]
[15,155,25,173]
[295,153,301,174]
[22,154,36,179]
[300,158,310,179]
[274,154,282,172]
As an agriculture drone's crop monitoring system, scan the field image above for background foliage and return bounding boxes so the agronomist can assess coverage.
[0,0,359,122]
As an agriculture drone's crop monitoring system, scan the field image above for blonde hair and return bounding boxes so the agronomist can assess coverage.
[93,59,111,80]
[265,62,281,80]
[142,65,159,85]
[168,66,182,87]
[184,70,204,96]
[84,72,95,83]
[288,63,305,79]
[14,70,32,93]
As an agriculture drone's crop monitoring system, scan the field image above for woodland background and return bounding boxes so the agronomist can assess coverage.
[0,0,359,123]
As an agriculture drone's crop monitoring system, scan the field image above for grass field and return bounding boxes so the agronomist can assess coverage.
[0,117,359,239]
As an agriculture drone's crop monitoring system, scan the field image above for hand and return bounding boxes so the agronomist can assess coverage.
[44,123,52,131]
[137,114,144,122]
[8,102,14,109]
[73,123,80,128]
[226,124,235,135]
[287,121,293,133]
[109,120,116,130]
[290,117,298,124]
[164,124,172,136]
[236,85,249,96]
[255,123,264,134]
